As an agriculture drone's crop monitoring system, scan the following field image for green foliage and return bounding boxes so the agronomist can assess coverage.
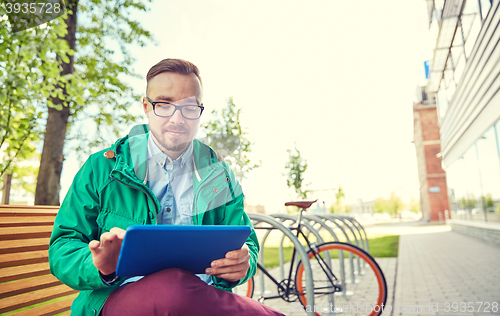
[0,12,71,186]
[408,198,420,213]
[285,143,309,199]
[373,191,404,216]
[202,97,259,181]
[458,195,476,210]
[65,0,155,159]
[483,193,494,210]
[1,0,154,198]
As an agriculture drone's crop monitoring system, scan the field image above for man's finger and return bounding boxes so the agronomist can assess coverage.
[206,261,249,276]
[226,247,249,259]
[110,227,126,239]
[100,232,119,248]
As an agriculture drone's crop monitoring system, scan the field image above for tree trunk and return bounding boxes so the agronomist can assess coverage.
[2,174,12,204]
[34,0,78,205]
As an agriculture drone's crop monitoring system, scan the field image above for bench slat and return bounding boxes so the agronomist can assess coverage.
[0,274,62,299]
[11,296,76,316]
[0,284,77,314]
[0,226,53,240]
[0,250,49,268]
[0,262,51,283]
[0,238,50,254]
[0,216,57,227]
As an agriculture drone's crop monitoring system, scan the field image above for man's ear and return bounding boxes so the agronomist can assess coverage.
[142,97,150,118]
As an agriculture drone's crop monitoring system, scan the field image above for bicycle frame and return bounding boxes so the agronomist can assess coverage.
[255,207,339,302]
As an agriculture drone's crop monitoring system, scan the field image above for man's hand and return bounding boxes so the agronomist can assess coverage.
[205,244,250,282]
[89,227,126,276]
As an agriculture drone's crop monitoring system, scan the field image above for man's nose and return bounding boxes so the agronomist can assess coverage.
[169,108,185,124]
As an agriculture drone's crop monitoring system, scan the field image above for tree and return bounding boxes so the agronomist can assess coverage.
[1,9,72,198]
[1,0,154,205]
[329,186,345,213]
[285,143,309,200]
[202,97,259,181]
[373,191,403,216]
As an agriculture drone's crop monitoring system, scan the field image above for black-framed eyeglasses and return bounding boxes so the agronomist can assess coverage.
[146,96,204,119]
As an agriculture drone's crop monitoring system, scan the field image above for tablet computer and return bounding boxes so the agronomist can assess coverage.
[115,225,251,277]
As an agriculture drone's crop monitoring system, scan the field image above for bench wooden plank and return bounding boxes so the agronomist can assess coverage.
[0,274,62,299]
[0,226,53,240]
[12,296,76,316]
[0,250,49,268]
[0,216,57,227]
[0,205,77,315]
[0,207,59,216]
[0,262,50,283]
[0,285,77,314]
[0,238,50,254]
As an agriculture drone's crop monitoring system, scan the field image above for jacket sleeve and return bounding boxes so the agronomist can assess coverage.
[211,168,259,291]
[49,156,121,291]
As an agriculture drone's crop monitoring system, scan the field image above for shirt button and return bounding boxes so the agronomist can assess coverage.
[171,177,174,182]
[213,188,218,193]
[166,159,170,163]
[160,162,164,166]
[166,207,171,212]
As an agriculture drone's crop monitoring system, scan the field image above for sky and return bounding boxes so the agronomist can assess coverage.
[55,0,434,213]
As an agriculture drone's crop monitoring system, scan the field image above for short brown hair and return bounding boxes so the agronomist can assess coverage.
[146,58,202,92]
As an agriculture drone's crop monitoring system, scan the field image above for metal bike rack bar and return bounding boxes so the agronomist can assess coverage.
[302,214,348,298]
[327,215,364,275]
[248,213,316,316]
[270,213,342,308]
[316,215,358,285]
[270,214,325,282]
[337,215,368,253]
[339,216,370,253]
[270,213,325,281]
[336,215,370,269]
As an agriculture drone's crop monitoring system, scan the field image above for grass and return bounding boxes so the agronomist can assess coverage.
[261,235,399,268]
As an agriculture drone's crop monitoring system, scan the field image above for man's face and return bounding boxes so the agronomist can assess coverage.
[143,72,203,159]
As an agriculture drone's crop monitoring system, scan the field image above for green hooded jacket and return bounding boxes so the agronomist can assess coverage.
[49,125,259,316]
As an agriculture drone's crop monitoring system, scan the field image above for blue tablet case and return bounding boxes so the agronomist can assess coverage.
[115,225,251,277]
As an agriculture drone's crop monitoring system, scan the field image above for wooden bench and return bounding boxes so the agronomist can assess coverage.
[0,205,77,315]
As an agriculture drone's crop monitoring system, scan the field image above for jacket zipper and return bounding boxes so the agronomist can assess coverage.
[110,175,159,224]
[193,169,225,225]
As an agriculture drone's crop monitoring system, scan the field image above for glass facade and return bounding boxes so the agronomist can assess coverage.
[446,120,500,222]
[433,0,490,122]
[425,0,499,222]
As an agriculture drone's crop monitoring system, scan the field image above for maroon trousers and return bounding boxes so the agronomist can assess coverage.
[101,269,284,316]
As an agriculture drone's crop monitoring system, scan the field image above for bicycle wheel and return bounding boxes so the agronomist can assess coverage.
[295,242,387,316]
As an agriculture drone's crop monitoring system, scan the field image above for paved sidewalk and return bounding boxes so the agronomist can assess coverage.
[390,225,500,316]
[247,222,500,315]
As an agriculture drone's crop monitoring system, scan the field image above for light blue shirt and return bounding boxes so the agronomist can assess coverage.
[122,136,212,285]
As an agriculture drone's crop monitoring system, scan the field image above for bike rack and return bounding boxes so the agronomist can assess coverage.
[315,214,361,284]
[302,214,350,298]
[248,213,316,316]
[270,213,326,281]
[337,215,370,253]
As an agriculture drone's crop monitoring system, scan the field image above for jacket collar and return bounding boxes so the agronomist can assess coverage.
[111,124,223,187]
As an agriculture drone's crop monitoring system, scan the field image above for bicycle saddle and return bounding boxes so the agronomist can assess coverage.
[284,200,318,209]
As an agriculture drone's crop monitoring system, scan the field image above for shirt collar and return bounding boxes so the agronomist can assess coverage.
[147,135,193,168]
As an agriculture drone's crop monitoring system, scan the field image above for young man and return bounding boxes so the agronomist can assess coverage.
[49,59,283,315]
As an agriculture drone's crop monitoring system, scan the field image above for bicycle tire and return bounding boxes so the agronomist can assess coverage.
[295,242,387,316]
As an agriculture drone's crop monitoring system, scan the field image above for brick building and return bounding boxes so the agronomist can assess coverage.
[413,101,450,221]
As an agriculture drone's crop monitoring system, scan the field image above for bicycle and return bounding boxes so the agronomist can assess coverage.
[235,200,388,316]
